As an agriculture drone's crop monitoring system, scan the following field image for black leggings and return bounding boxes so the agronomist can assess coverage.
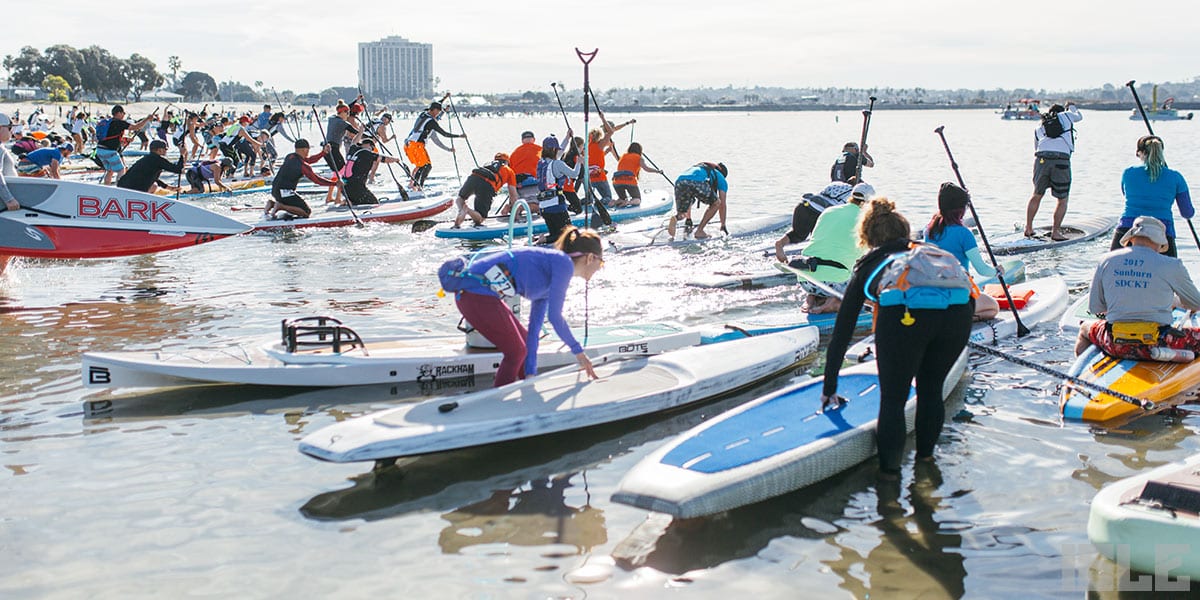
[1110,227,1178,257]
[872,301,973,473]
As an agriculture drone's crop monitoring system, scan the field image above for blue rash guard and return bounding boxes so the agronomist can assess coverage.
[22,148,61,168]
[674,164,728,192]
[1120,164,1192,237]
[456,246,583,375]
[926,224,977,270]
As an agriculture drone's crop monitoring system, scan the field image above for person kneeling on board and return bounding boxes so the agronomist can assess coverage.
[16,143,72,179]
[117,140,184,193]
[437,227,603,387]
[1075,216,1200,362]
[341,138,403,206]
[266,139,336,220]
[789,182,874,314]
[821,197,975,480]
[185,157,234,195]
[924,182,1001,321]
[773,181,853,262]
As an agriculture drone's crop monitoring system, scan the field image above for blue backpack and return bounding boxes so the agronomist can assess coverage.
[95,118,114,142]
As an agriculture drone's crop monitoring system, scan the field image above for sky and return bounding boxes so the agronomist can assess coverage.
[4,0,1197,96]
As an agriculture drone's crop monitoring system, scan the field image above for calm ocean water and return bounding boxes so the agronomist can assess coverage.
[2,108,1197,598]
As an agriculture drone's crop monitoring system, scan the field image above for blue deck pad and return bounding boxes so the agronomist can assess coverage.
[662,372,912,473]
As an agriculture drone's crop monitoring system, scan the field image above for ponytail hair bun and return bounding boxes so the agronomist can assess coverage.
[554,226,603,257]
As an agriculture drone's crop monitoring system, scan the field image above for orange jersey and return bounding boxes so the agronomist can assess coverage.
[612,152,642,185]
[509,142,541,177]
[587,141,607,182]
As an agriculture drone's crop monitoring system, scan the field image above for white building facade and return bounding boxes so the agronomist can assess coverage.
[358,36,433,101]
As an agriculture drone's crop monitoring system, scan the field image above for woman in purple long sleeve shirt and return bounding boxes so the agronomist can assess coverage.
[442,227,604,387]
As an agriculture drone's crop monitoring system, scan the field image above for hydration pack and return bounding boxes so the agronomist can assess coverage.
[865,243,972,310]
[95,118,114,142]
[437,250,517,298]
[1041,112,1066,139]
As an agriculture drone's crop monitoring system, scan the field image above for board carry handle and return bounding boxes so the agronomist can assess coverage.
[281,316,368,355]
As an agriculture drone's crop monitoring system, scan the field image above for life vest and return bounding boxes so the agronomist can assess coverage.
[830,152,852,182]
[612,152,641,186]
[406,111,435,144]
[340,147,374,180]
[471,161,506,191]
[587,141,606,182]
[536,158,568,210]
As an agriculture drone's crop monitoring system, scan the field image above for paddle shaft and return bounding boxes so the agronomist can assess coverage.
[967,341,1153,411]
[1126,80,1200,253]
[577,49,598,230]
[854,96,876,182]
[445,94,478,168]
[311,105,363,226]
[935,126,1030,337]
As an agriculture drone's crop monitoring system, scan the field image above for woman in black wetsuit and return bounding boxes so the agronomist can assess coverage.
[819,197,974,479]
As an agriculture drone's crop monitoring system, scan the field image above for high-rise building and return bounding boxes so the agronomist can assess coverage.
[358,36,433,101]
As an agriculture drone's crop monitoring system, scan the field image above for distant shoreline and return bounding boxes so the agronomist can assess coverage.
[1,99,1191,115]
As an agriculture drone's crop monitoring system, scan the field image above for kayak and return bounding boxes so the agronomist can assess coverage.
[989,215,1117,255]
[611,347,969,518]
[433,190,672,240]
[82,318,703,391]
[1088,453,1200,581]
[0,178,250,259]
[1060,312,1200,423]
[298,327,820,463]
[606,214,790,252]
[690,259,1026,291]
[249,192,453,231]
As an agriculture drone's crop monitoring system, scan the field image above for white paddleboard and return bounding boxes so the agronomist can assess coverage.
[298,327,820,462]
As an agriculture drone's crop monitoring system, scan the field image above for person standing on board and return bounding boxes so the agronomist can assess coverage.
[821,197,975,480]
[610,142,662,208]
[116,140,183,193]
[535,135,583,244]
[1108,135,1192,258]
[404,101,464,191]
[1075,216,1200,361]
[1024,102,1083,240]
[666,162,728,240]
[96,105,157,185]
[341,138,405,206]
[830,141,874,183]
[437,226,604,387]
[925,183,1002,321]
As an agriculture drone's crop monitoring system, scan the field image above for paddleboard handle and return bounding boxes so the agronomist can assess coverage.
[438,401,458,413]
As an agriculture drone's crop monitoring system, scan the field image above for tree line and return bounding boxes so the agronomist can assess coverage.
[3,45,168,102]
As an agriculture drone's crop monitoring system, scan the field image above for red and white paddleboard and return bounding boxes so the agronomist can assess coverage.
[248,191,453,231]
[0,179,250,259]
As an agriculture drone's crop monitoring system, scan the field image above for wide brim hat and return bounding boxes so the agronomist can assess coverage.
[1120,216,1169,252]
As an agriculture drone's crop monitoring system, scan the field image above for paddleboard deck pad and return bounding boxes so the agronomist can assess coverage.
[990,215,1117,255]
[612,350,968,518]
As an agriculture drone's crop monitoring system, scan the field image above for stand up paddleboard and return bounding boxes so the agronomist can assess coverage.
[433,190,672,241]
[691,259,1025,291]
[82,317,703,391]
[989,215,1117,255]
[1088,453,1200,581]
[298,327,820,463]
[611,348,969,518]
[0,178,250,259]
[1060,311,1200,424]
[606,214,790,252]
[249,192,453,231]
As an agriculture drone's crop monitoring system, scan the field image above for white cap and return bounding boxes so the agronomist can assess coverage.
[0,113,11,127]
[851,182,875,200]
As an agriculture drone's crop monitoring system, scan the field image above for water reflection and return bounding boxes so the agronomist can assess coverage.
[438,473,606,554]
